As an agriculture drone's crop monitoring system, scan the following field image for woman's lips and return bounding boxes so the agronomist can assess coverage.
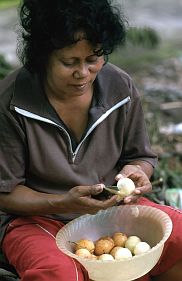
[71,83,88,90]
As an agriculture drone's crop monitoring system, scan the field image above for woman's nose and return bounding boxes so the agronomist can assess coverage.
[73,63,89,79]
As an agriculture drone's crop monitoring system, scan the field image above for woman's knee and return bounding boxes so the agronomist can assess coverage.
[19,257,87,281]
[152,258,182,281]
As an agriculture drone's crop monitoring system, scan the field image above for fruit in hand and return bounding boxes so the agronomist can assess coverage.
[117,178,135,199]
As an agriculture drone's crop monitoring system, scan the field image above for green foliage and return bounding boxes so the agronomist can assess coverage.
[126,27,160,48]
[156,157,182,189]
[0,55,13,79]
[110,27,182,206]
[146,155,182,205]
[110,39,181,73]
[0,0,19,9]
[142,97,182,205]
[110,24,182,74]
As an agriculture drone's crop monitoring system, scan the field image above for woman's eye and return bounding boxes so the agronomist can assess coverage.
[87,57,98,64]
[60,56,99,67]
[62,61,75,66]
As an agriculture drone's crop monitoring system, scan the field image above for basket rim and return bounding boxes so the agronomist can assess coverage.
[56,205,173,263]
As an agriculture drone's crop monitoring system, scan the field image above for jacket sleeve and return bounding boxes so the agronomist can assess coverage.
[0,111,26,192]
[119,77,157,168]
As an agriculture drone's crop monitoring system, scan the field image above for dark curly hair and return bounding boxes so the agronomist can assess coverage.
[18,0,127,72]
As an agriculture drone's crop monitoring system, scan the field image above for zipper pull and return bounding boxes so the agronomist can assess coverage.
[71,152,76,162]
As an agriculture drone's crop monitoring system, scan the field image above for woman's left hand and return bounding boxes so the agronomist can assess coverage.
[115,164,152,204]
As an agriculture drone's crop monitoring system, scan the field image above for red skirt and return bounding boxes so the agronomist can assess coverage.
[2,198,182,281]
[136,197,182,280]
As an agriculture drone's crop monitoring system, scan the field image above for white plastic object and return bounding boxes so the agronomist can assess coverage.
[56,205,172,281]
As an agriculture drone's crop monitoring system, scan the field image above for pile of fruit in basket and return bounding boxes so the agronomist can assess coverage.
[73,232,151,261]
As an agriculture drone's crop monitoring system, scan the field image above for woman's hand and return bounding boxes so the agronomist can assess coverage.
[115,163,153,204]
[60,184,118,215]
[0,184,118,216]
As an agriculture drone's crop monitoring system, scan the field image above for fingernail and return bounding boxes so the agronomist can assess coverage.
[135,189,141,194]
[124,197,131,203]
[117,174,125,179]
[95,184,104,191]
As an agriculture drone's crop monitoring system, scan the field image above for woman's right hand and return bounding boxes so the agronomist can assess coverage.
[58,184,118,215]
[0,184,118,216]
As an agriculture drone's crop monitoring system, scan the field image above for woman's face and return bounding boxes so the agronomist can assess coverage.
[45,39,105,99]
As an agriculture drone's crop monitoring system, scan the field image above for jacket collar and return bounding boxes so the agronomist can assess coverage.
[10,64,130,124]
[10,67,55,119]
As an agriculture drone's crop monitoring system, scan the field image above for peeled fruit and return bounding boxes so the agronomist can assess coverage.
[114,247,132,260]
[125,236,141,253]
[112,232,127,247]
[134,242,151,255]
[94,239,114,255]
[75,239,95,253]
[117,178,135,199]
[98,254,114,261]
[75,248,91,258]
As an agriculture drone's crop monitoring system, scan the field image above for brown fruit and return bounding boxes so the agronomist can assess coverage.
[75,248,91,258]
[75,239,95,253]
[99,236,115,248]
[112,232,128,247]
[94,239,114,255]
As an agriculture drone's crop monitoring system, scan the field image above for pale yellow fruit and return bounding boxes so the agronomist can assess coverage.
[114,247,132,260]
[134,242,151,255]
[94,239,114,255]
[75,239,95,253]
[117,178,135,199]
[75,248,92,259]
[112,232,127,247]
[98,254,114,261]
[125,236,141,254]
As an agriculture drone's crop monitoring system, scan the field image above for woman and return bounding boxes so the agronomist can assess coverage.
[0,0,182,280]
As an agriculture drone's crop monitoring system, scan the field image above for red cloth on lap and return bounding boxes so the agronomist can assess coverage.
[2,197,182,281]
[2,216,89,281]
[136,197,182,280]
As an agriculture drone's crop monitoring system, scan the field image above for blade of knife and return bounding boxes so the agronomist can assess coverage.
[104,186,120,195]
